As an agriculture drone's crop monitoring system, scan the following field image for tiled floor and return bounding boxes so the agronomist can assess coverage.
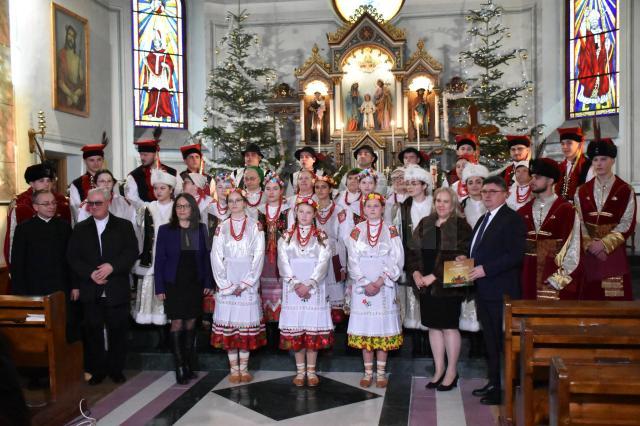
[63,369,497,426]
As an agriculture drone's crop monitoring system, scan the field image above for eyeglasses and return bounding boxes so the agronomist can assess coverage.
[480,190,506,196]
[35,201,57,206]
[86,201,105,207]
[175,204,191,210]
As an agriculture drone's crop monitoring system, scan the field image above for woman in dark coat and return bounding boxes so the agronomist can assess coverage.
[406,187,471,392]
[155,193,214,384]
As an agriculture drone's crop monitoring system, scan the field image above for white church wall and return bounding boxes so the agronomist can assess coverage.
[9,0,113,189]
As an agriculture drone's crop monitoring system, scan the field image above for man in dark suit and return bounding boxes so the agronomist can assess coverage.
[11,190,71,296]
[67,187,139,385]
[459,175,526,405]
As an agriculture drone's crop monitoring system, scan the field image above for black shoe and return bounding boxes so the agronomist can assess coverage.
[88,374,106,386]
[436,374,459,392]
[480,390,502,405]
[183,329,197,380]
[472,383,496,397]
[425,373,445,389]
[110,372,126,384]
[170,330,187,385]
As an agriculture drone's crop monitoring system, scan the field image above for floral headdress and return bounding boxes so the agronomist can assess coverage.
[264,171,285,188]
[357,168,378,182]
[314,174,337,188]
[224,187,247,200]
[295,197,318,210]
[215,171,234,184]
[363,192,385,207]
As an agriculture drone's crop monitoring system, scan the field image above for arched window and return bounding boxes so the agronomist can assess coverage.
[133,0,186,128]
[567,0,619,118]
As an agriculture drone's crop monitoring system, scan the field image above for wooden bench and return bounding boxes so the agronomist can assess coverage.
[502,297,640,424]
[549,357,640,426]
[518,322,640,426]
[0,292,83,402]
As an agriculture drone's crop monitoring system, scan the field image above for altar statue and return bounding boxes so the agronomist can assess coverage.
[308,91,328,142]
[374,79,392,130]
[346,82,362,131]
[360,94,376,130]
[410,87,430,140]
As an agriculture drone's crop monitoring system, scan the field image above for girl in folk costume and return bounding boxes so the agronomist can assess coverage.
[181,172,214,227]
[77,169,136,225]
[278,198,334,386]
[287,169,316,211]
[450,155,476,202]
[346,193,404,388]
[461,164,489,228]
[314,175,347,324]
[133,169,176,325]
[242,166,265,220]
[384,167,407,225]
[338,168,378,311]
[257,172,290,346]
[398,165,433,354]
[336,168,362,210]
[211,189,266,383]
[506,161,533,211]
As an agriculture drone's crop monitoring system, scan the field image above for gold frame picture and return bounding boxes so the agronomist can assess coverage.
[52,2,89,117]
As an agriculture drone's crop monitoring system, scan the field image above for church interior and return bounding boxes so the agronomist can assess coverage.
[0,0,639,425]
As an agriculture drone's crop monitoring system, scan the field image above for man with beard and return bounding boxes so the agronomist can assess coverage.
[125,128,180,209]
[555,127,592,202]
[518,158,582,300]
[575,138,636,300]
[57,25,85,110]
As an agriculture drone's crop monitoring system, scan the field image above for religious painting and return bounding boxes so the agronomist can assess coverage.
[52,3,89,117]
[133,0,186,128]
[567,0,619,118]
[341,46,394,132]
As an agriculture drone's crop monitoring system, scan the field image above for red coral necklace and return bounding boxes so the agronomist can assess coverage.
[366,220,383,247]
[230,216,247,241]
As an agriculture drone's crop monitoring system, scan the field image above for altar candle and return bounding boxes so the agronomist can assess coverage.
[317,124,321,152]
[416,115,421,151]
[340,123,344,154]
[390,120,396,153]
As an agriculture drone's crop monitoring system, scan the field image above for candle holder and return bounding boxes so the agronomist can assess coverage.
[28,110,47,161]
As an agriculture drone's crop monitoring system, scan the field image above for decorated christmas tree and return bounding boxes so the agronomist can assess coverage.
[457,0,535,160]
[199,8,278,167]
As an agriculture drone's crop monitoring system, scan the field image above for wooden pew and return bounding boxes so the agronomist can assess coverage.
[502,297,640,424]
[549,357,640,426]
[0,291,83,402]
[518,322,640,426]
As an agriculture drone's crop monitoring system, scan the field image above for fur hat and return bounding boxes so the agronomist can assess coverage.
[404,165,432,187]
[461,164,489,183]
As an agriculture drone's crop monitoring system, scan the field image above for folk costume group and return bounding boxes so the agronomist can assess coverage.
[5,124,636,403]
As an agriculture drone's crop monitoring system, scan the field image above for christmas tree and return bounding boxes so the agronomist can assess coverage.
[458,0,535,160]
[199,8,278,168]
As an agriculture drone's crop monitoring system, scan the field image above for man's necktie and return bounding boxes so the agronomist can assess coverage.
[471,212,490,258]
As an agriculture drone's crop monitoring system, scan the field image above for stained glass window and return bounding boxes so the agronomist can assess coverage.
[133,0,186,128]
[567,0,619,118]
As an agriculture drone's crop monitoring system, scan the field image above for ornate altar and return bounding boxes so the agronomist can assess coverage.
[294,7,443,169]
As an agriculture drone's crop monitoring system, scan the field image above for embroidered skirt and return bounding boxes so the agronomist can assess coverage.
[279,330,334,351]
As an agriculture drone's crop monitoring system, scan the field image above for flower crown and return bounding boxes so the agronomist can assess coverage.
[224,187,246,198]
[215,171,234,184]
[264,171,285,187]
[363,192,386,206]
[314,174,337,188]
[295,197,318,210]
[357,168,378,181]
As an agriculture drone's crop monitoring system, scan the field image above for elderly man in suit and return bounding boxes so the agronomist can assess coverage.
[458,175,526,405]
[67,187,139,385]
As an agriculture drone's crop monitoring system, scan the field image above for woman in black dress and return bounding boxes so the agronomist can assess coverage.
[155,193,214,384]
[406,187,471,392]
